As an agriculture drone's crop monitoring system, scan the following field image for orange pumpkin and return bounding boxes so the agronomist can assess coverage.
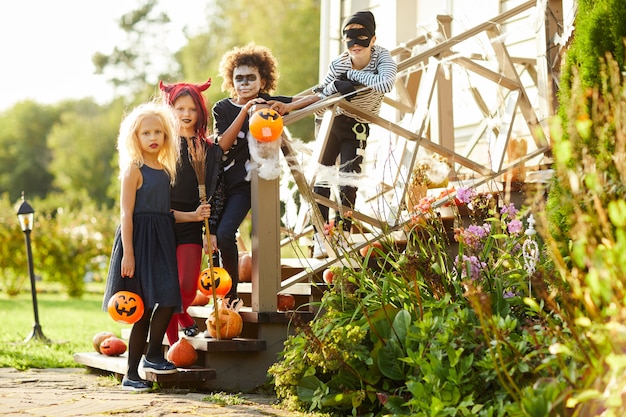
[322,268,335,284]
[107,290,144,324]
[100,336,127,356]
[359,241,384,258]
[191,290,209,306]
[249,108,283,142]
[167,338,198,367]
[277,294,296,311]
[205,308,243,340]
[238,252,252,283]
[198,267,232,297]
[93,331,115,353]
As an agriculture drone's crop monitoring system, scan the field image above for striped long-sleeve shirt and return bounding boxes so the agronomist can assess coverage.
[315,44,397,123]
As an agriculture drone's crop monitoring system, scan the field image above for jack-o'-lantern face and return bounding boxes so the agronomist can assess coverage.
[198,267,232,298]
[206,308,243,340]
[249,108,283,142]
[107,291,144,324]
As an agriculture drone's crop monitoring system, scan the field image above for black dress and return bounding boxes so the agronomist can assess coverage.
[170,136,225,245]
[103,165,181,312]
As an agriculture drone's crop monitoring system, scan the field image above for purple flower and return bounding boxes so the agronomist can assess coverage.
[500,203,519,218]
[456,187,477,204]
[467,224,490,238]
[502,291,516,299]
[507,219,523,235]
[459,223,491,251]
[455,255,486,280]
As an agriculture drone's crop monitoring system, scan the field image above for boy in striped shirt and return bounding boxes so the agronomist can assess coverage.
[313,10,397,256]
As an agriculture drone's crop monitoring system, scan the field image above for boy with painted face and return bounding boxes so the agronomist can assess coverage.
[212,44,296,308]
[308,10,398,257]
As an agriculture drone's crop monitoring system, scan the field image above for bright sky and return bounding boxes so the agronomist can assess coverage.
[0,1,208,111]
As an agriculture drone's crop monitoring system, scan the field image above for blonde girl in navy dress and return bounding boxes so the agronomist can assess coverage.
[103,101,211,392]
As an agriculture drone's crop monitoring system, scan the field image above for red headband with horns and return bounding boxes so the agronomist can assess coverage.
[159,78,212,141]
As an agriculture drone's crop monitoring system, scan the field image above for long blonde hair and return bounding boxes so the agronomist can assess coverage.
[117,100,180,185]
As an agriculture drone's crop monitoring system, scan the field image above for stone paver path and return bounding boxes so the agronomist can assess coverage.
[0,368,310,417]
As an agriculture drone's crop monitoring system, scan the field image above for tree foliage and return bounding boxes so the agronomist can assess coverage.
[174,0,320,141]
[92,0,182,98]
[93,0,320,139]
[0,101,57,200]
[47,99,123,208]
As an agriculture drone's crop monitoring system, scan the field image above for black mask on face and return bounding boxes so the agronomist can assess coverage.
[343,28,372,48]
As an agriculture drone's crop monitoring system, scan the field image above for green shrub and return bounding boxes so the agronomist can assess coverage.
[0,190,117,298]
[270,191,552,416]
[0,193,30,295]
[549,0,626,248]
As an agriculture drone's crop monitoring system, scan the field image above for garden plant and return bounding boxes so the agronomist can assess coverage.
[269,54,626,417]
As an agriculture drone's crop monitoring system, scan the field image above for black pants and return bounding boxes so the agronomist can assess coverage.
[314,114,369,231]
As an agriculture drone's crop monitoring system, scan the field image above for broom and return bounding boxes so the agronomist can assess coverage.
[185,136,222,340]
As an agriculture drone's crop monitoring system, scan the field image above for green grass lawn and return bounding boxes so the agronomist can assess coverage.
[0,285,127,370]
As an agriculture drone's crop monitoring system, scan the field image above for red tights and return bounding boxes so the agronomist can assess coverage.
[166,243,202,344]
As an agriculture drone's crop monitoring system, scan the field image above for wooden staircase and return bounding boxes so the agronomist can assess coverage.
[74,258,322,391]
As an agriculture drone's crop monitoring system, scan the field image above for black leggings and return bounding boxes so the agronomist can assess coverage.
[314,114,369,231]
[126,305,175,380]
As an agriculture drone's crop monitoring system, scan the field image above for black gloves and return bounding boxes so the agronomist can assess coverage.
[335,72,361,100]
[334,80,356,98]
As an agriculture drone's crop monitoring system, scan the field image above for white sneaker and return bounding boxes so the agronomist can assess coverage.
[312,233,328,258]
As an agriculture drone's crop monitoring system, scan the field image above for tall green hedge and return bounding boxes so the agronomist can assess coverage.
[548,0,626,248]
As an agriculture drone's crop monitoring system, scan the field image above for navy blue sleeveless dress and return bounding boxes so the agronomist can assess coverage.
[103,165,182,312]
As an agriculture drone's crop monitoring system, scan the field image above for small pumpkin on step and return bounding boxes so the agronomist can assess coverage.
[277,294,295,311]
[238,252,252,283]
[167,338,198,367]
[206,308,243,340]
[100,336,127,356]
[92,331,115,353]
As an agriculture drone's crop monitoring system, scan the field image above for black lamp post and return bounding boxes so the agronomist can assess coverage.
[17,193,49,343]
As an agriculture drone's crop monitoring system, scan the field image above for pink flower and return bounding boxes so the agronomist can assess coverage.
[507,219,523,235]
[417,196,435,213]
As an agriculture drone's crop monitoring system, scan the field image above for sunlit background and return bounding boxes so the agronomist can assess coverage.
[0,0,206,110]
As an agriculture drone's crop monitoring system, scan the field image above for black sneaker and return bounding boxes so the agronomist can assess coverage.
[182,324,200,337]
[121,376,152,392]
[142,358,178,374]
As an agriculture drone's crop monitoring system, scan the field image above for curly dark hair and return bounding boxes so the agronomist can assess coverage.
[218,43,279,98]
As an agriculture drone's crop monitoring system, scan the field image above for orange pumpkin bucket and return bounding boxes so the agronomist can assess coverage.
[107,290,144,324]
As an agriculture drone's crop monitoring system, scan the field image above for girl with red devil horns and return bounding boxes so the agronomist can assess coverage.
[159,79,235,344]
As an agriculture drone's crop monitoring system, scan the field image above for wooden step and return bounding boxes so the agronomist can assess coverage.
[238,282,315,295]
[185,335,266,352]
[187,306,316,323]
[119,328,268,352]
[77,318,306,391]
[73,351,217,389]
